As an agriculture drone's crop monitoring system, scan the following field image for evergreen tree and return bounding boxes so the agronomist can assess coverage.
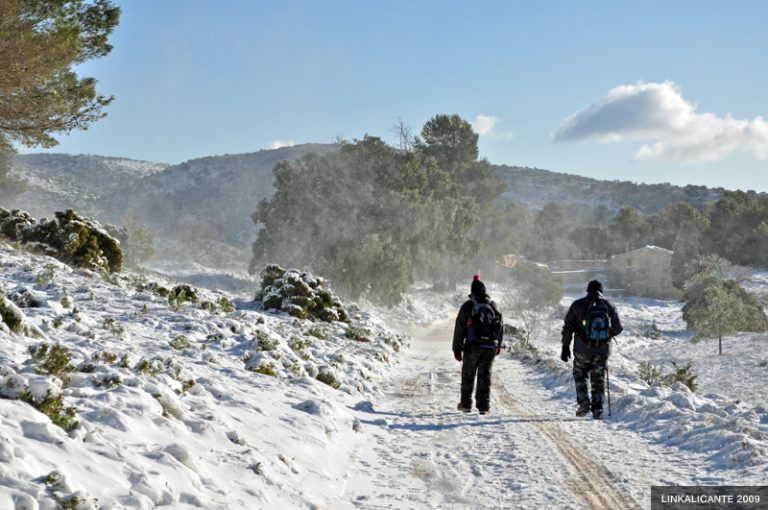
[0,0,120,152]
[683,276,768,355]
[0,0,119,201]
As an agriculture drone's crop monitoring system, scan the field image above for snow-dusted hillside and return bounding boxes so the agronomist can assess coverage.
[100,144,338,248]
[0,241,406,509]
[10,154,169,219]
[10,145,340,271]
[494,165,727,214]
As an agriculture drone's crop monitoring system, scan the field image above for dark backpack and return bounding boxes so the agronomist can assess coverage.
[467,298,500,344]
[584,300,612,343]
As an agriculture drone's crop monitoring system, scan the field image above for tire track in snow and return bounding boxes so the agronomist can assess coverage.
[494,383,637,510]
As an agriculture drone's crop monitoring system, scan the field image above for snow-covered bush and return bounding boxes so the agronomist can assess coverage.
[19,388,79,433]
[0,208,123,272]
[0,288,37,336]
[168,284,198,311]
[254,264,349,322]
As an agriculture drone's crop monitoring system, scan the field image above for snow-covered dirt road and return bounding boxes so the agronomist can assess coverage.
[339,321,717,510]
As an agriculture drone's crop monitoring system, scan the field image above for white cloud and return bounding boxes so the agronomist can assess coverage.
[553,81,768,163]
[471,114,514,141]
[269,140,296,149]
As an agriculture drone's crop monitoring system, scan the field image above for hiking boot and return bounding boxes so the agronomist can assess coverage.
[478,409,489,415]
[575,402,591,417]
[592,409,604,420]
[457,403,471,413]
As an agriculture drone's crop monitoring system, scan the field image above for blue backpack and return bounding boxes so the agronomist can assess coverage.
[584,300,612,343]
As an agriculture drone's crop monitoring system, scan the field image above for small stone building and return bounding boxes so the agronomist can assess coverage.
[609,245,677,298]
[533,245,679,298]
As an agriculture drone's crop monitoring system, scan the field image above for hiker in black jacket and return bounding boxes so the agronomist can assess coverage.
[453,275,503,415]
[561,280,622,420]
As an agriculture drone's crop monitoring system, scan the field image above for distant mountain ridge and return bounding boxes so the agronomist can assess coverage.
[495,165,730,214]
[9,145,736,268]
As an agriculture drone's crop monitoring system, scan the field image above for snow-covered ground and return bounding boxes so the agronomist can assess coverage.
[1,241,767,509]
[0,243,406,509]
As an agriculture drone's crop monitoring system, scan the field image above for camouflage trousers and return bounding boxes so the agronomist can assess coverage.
[460,345,496,412]
[573,352,608,411]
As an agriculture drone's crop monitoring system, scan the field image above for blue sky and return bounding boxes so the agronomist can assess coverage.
[35,0,768,191]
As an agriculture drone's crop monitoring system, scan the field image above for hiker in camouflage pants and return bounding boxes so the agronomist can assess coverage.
[572,353,608,413]
[561,280,622,420]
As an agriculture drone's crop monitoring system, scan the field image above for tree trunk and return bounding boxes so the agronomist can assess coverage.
[718,334,723,356]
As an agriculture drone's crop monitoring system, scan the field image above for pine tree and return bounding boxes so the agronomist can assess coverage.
[0,0,120,200]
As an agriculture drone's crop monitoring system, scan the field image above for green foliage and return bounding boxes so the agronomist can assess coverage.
[525,203,577,262]
[103,316,125,337]
[509,338,539,357]
[255,332,277,351]
[1,208,124,272]
[638,361,662,386]
[180,379,195,394]
[703,191,768,267]
[0,291,25,333]
[416,114,478,170]
[256,265,350,322]
[290,336,313,351]
[316,370,341,389]
[217,296,236,313]
[346,325,371,342]
[683,276,767,354]
[152,285,170,298]
[169,335,191,350]
[93,351,118,364]
[508,260,563,310]
[250,115,501,305]
[168,284,198,311]
[121,213,156,267]
[638,360,697,392]
[19,388,79,432]
[306,326,327,340]
[30,343,75,384]
[135,358,159,376]
[0,0,120,153]
[251,362,277,377]
[35,263,56,287]
[662,362,698,392]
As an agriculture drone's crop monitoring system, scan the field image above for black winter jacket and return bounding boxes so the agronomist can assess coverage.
[561,291,623,357]
[453,293,503,353]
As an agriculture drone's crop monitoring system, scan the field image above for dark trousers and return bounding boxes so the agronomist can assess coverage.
[573,352,608,411]
[460,345,496,411]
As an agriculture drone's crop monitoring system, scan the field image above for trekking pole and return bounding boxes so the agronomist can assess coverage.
[606,363,612,417]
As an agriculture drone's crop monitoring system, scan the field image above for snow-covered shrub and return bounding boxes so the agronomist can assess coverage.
[0,208,123,272]
[19,388,79,432]
[168,284,198,311]
[345,324,371,342]
[29,343,76,384]
[638,361,662,386]
[169,335,191,350]
[1,288,29,334]
[316,365,341,389]
[638,360,697,392]
[6,287,45,308]
[254,264,349,322]
[661,361,698,392]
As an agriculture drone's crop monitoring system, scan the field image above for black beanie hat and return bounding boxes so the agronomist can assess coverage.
[471,274,486,295]
[587,280,603,293]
